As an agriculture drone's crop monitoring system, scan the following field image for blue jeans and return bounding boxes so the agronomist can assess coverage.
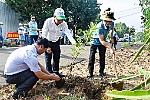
[29,35,38,45]
[24,34,29,45]
[0,35,4,47]
[5,69,39,97]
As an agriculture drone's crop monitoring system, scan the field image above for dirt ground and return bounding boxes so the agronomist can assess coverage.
[0,43,150,100]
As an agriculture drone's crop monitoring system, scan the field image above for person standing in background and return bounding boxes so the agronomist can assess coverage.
[18,23,25,47]
[87,11,115,78]
[111,28,118,50]
[24,23,29,46]
[42,8,75,77]
[61,32,66,45]
[28,15,41,45]
[0,22,4,48]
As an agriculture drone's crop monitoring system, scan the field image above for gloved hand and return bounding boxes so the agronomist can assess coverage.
[55,78,65,89]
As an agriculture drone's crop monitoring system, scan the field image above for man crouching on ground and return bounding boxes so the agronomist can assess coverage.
[4,38,64,99]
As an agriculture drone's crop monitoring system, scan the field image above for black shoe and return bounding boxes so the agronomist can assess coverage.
[12,93,23,99]
[100,73,106,78]
[55,72,65,77]
[87,73,93,78]
[12,92,31,99]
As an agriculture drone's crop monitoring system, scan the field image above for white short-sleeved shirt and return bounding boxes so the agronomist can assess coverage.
[4,45,41,75]
[42,17,75,44]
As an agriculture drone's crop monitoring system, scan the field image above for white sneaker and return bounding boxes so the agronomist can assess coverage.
[2,46,6,48]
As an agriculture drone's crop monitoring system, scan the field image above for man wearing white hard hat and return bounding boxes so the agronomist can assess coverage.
[0,22,4,48]
[42,8,75,77]
[87,11,116,78]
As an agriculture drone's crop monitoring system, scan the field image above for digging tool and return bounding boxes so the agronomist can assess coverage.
[111,54,124,91]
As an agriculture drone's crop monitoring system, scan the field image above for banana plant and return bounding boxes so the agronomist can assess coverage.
[106,66,150,99]
[106,1,150,99]
[106,90,150,99]
[130,36,150,63]
[110,74,138,84]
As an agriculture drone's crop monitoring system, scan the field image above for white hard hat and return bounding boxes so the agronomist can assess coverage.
[54,8,66,20]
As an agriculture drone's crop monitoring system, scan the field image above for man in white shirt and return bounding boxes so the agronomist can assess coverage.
[4,38,64,99]
[42,8,75,77]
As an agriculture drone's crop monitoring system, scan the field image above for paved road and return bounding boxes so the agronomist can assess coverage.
[0,42,123,85]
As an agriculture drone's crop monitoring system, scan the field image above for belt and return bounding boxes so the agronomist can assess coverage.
[50,40,57,42]
[49,38,60,43]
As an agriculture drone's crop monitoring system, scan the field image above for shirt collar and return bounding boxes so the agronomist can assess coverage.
[102,20,107,29]
[52,17,55,24]
[33,44,38,56]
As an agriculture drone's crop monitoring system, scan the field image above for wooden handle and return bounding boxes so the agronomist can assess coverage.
[113,54,118,78]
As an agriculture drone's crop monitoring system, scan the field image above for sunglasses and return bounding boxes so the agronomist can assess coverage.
[32,18,35,19]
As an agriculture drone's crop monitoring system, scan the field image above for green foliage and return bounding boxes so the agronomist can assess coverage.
[136,32,144,42]
[5,0,100,30]
[130,45,145,63]
[130,66,150,91]
[129,26,135,36]
[58,94,82,100]
[146,42,150,52]
[131,78,150,91]
[136,65,150,77]
[106,90,150,99]
[42,94,51,100]
[110,74,138,84]
[115,22,129,38]
[121,42,129,47]
[69,22,97,73]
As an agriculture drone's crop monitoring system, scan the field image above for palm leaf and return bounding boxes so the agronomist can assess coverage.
[130,45,145,63]
[131,78,150,91]
[110,74,138,84]
[106,90,150,99]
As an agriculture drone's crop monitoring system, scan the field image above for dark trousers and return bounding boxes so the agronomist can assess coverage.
[29,35,38,45]
[111,36,117,50]
[5,69,39,97]
[45,40,61,73]
[88,44,106,74]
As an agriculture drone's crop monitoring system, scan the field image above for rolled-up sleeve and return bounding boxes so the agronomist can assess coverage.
[42,19,49,38]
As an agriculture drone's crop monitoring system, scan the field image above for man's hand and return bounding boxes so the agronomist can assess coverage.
[51,73,61,81]
[46,48,52,54]
[37,29,42,31]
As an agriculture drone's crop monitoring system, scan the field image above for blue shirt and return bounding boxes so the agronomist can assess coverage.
[29,21,38,35]
[24,27,29,34]
[113,32,117,37]
[91,21,114,45]
[62,32,66,37]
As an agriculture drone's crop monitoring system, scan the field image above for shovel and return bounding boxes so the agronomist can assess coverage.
[111,54,124,91]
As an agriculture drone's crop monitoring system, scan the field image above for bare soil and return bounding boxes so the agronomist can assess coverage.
[0,43,150,100]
